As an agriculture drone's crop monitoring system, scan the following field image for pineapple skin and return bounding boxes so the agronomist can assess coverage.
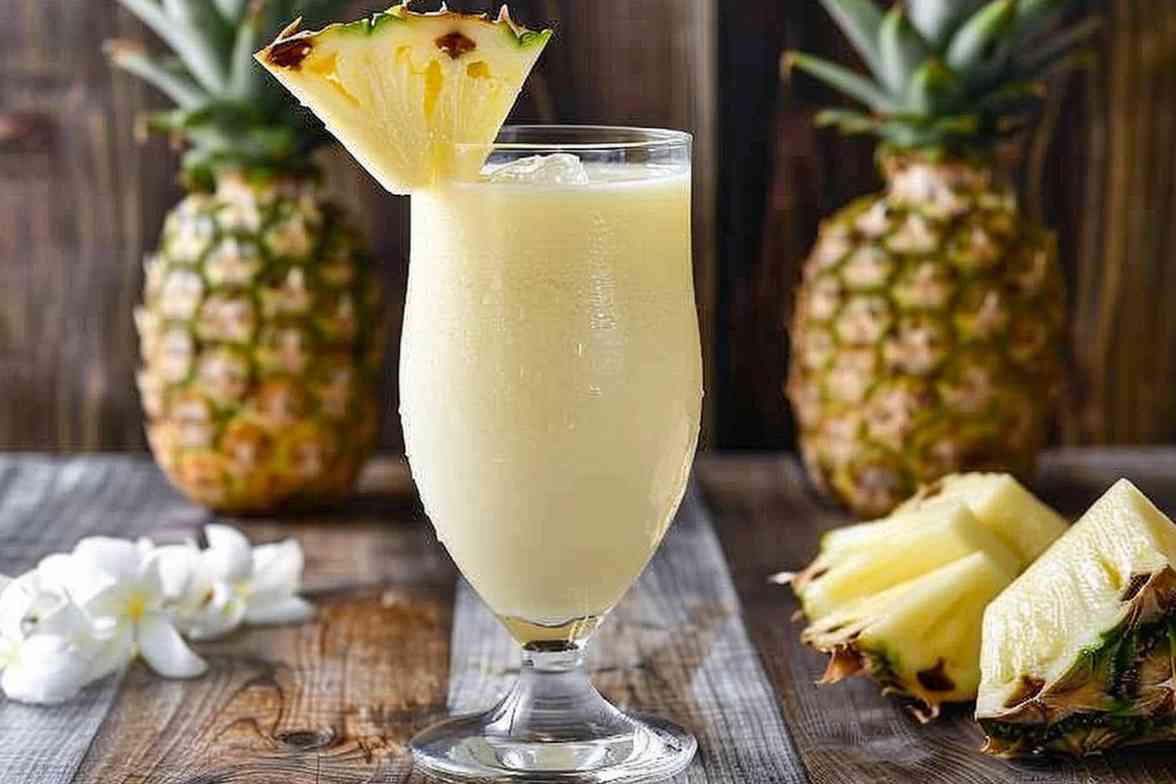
[136,172,384,513]
[787,153,1067,518]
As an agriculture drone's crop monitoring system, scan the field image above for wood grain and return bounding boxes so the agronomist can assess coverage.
[698,449,1176,784]
[445,484,807,783]
[0,456,457,784]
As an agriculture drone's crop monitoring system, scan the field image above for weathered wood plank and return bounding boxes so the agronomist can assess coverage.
[66,458,455,784]
[446,483,807,783]
[0,456,455,784]
[699,449,1176,784]
[0,457,189,784]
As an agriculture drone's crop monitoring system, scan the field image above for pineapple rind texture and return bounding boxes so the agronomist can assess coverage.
[788,154,1066,518]
[138,173,383,513]
[978,479,1176,756]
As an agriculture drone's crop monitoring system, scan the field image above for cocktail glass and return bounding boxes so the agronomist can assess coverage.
[403,126,702,782]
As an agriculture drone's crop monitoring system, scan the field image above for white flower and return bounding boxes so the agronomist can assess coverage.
[64,538,207,680]
[0,573,103,704]
[170,525,314,641]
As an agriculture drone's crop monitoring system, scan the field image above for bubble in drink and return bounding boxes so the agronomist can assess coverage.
[486,153,590,185]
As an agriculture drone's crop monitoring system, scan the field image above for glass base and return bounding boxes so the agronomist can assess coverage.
[410,645,696,782]
[410,710,696,783]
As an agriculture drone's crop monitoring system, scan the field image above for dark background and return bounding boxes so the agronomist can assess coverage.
[0,0,1171,452]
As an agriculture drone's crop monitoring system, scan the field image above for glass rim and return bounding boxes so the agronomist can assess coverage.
[456,124,692,152]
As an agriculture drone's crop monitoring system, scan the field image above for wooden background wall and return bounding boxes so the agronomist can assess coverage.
[0,0,1173,452]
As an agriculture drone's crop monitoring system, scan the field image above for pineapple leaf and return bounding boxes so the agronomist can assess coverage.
[878,7,931,98]
[117,0,229,94]
[906,59,961,116]
[815,108,881,135]
[787,52,899,113]
[817,0,885,77]
[212,0,249,24]
[226,4,264,100]
[946,0,1017,73]
[105,40,209,108]
[1013,17,1102,79]
[905,0,988,50]
[1011,0,1068,43]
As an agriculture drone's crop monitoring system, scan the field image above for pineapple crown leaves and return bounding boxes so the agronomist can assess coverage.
[786,0,1099,153]
[107,0,355,187]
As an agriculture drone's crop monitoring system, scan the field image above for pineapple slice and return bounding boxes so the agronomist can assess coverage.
[257,5,551,194]
[895,473,1068,565]
[793,473,1067,620]
[806,547,1020,718]
[977,479,1176,756]
[785,472,1067,719]
[796,503,1015,620]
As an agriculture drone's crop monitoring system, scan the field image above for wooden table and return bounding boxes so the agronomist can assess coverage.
[2,449,1176,783]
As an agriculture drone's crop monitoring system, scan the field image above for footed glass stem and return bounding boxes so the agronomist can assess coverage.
[410,643,697,782]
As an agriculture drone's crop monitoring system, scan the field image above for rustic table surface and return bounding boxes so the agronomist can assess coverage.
[2,449,1176,783]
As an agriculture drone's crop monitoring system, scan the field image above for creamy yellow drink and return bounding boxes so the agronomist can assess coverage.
[401,159,702,638]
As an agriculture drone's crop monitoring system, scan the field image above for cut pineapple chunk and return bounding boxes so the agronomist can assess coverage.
[785,472,1067,718]
[257,5,551,194]
[977,479,1176,756]
[797,503,1014,620]
[806,547,1019,717]
[895,472,1068,564]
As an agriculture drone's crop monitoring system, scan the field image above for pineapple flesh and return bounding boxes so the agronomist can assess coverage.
[787,473,1067,719]
[257,5,552,194]
[785,0,1094,518]
[978,479,1176,756]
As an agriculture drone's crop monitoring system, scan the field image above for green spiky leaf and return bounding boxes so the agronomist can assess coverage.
[1013,17,1102,78]
[815,108,882,135]
[787,52,899,113]
[906,59,961,115]
[946,0,1017,72]
[226,4,263,100]
[905,0,988,50]
[213,0,249,23]
[817,0,885,77]
[106,41,208,108]
[878,7,931,98]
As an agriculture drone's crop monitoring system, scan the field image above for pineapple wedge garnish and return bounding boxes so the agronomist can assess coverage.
[257,5,551,194]
[785,473,1067,719]
[978,479,1176,756]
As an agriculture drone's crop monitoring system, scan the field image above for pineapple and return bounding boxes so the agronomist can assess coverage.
[109,0,384,512]
[978,479,1176,756]
[255,5,552,193]
[785,472,1067,719]
[786,0,1096,518]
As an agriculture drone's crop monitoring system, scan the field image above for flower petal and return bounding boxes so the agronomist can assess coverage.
[34,553,76,596]
[185,585,247,641]
[1,635,96,705]
[243,596,315,627]
[203,525,253,583]
[150,544,200,602]
[83,582,133,622]
[73,537,141,583]
[250,540,304,601]
[137,611,207,679]
[88,621,134,682]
